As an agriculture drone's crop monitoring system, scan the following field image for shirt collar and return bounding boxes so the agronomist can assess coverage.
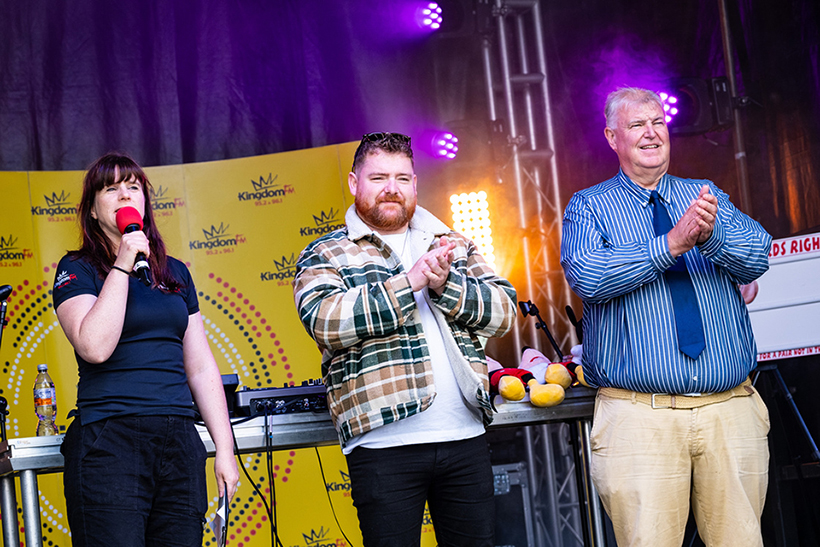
[616,169,673,208]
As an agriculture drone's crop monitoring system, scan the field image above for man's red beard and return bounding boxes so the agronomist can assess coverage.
[356,195,416,232]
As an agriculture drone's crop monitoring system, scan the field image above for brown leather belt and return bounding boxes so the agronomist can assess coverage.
[598,378,755,409]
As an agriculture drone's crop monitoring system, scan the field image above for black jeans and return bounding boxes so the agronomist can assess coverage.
[61,415,208,547]
[345,435,495,547]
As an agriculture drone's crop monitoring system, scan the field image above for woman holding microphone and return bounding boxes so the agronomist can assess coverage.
[53,153,238,546]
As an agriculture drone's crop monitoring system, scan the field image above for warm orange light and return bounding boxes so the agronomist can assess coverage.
[450,191,495,268]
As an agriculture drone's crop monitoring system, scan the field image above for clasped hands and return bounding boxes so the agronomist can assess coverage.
[667,185,717,258]
[407,236,456,295]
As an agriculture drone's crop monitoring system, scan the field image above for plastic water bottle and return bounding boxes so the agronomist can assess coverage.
[33,364,57,436]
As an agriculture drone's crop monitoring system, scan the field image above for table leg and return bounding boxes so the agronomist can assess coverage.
[1,474,20,547]
[579,418,606,546]
[19,470,42,547]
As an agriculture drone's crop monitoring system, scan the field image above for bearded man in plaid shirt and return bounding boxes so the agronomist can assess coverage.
[293,132,516,547]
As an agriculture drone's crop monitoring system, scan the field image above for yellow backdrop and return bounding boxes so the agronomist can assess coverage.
[0,143,439,546]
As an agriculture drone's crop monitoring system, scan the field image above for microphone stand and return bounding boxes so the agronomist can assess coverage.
[518,300,564,362]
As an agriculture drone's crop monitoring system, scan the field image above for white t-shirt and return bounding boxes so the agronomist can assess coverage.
[342,228,484,454]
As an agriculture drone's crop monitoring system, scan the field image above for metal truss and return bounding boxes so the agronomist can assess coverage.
[520,423,587,547]
[478,0,577,358]
[478,2,591,545]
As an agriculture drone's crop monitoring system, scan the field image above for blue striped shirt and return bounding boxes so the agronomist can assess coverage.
[560,171,772,394]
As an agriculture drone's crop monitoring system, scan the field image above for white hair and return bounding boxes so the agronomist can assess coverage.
[604,87,664,129]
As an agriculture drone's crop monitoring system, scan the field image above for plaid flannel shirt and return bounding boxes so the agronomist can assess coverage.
[293,205,517,446]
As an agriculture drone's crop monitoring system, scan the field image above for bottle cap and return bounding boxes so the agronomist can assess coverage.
[37,364,48,372]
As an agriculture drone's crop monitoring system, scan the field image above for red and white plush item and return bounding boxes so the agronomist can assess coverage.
[520,348,573,390]
[486,355,564,408]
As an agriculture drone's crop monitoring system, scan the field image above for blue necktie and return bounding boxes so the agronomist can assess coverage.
[650,190,706,360]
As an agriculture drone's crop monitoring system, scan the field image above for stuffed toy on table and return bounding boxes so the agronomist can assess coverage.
[487,346,589,409]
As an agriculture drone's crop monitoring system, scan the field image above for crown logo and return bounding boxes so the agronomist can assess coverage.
[43,191,70,207]
[313,208,339,226]
[201,223,230,240]
[273,253,297,271]
[303,527,330,545]
[251,173,280,192]
[149,186,169,199]
[0,235,18,250]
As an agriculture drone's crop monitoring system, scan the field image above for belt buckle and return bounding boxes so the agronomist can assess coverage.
[650,393,671,409]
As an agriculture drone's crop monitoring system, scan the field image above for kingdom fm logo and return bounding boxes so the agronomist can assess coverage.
[238,172,294,202]
[0,235,32,262]
[302,526,344,547]
[251,173,279,191]
[0,235,19,250]
[313,208,340,226]
[260,252,298,282]
[273,253,297,272]
[31,191,78,216]
[189,222,246,250]
[149,185,184,210]
[324,470,351,493]
[300,208,345,238]
[44,190,70,206]
[202,223,231,240]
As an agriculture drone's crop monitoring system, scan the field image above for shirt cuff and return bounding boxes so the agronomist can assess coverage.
[386,272,418,319]
[648,235,676,271]
[429,269,463,311]
[697,218,725,258]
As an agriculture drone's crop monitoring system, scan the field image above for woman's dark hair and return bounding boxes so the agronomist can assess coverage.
[70,152,181,292]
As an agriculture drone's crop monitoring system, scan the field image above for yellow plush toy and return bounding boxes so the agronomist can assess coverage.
[518,348,568,407]
[487,350,580,409]
[487,358,564,408]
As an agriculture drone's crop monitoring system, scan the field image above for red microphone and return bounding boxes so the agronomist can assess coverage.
[115,207,152,286]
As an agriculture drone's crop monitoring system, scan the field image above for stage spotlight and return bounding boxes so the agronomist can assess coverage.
[659,92,679,124]
[433,132,459,159]
[417,2,443,30]
[450,191,495,267]
[659,77,733,136]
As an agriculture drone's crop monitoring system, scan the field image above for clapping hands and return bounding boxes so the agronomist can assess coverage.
[407,236,456,294]
[667,185,717,257]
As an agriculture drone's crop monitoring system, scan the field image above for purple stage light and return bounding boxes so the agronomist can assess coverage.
[433,132,458,159]
[659,92,679,124]
[417,2,443,30]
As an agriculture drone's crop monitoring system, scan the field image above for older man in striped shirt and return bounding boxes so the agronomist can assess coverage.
[561,87,772,547]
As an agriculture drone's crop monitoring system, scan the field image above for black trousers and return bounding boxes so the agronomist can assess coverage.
[61,415,208,547]
[346,434,496,547]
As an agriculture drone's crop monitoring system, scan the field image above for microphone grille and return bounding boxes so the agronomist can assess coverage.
[115,207,144,234]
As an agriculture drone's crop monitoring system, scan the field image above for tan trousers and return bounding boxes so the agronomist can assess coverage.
[590,386,770,547]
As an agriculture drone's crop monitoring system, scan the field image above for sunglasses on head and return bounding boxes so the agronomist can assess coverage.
[360,132,411,145]
[353,133,412,167]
